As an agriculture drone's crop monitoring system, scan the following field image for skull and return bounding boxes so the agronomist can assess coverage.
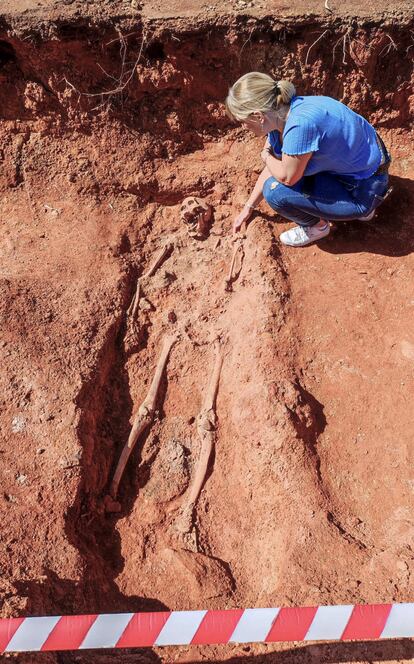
[180,197,212,239]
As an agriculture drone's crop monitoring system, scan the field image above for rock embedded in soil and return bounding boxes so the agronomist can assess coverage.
[143,438,190,504]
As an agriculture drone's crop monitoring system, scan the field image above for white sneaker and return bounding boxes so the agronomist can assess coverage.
[280,222,330,247]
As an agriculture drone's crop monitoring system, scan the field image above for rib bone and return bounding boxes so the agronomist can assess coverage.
[109,334,177,499]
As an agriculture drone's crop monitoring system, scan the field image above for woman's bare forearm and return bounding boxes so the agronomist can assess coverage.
[246,166,272,208]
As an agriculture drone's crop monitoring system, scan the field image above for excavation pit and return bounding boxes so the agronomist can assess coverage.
[0,2,413,662]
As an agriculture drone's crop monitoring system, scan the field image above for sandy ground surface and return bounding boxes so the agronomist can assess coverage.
[0,2,414,663]
[1,0,414,18]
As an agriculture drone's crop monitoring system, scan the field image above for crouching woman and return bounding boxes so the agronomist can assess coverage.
[226,72,391,247]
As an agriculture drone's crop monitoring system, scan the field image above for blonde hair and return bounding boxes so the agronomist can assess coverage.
[225,72,296,121]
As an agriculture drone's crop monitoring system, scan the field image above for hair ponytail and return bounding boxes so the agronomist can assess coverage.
[275,79,296,107]
[225,72,296,121]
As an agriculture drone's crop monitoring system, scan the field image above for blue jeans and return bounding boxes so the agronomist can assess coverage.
[262,172,390,227]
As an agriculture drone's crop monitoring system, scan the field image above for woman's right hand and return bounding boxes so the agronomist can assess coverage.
[233,204,254,234]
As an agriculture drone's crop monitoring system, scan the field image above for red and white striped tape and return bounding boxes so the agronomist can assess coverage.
[1,603,413,652]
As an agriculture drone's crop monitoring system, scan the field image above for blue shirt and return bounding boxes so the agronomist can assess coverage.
[268,95,382,179]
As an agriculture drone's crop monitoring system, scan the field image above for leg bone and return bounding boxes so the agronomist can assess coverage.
[109,334,177,499]
[130,280,141,320]
[185,339,223,508]
[144,242,173,279]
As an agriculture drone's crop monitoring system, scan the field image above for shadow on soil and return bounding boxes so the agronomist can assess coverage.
[12,305,168,664]
[199,638,414,664]
[260,175,414,257]
[319,175,414,257]
[39,637,414,663]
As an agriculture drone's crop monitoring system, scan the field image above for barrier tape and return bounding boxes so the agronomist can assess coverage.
[1,603,413,652]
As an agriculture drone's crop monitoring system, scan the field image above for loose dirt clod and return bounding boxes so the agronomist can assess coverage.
[108,334,178,501]
[103,495,122,513]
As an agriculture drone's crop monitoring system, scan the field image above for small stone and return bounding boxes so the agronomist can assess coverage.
[16,474,27,485]
[59,456,80,469]
[104,495,122,513]
[138,297,153,311]
[159,271,176,288]
[4,494,17,503]
[167,310,177,323]
[11,415,26,433]
[36,448,46,455]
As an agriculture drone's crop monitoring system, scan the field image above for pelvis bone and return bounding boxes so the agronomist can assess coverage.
[180,197,212,239]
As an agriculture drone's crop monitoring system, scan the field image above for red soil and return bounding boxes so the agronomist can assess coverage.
[0,3,413,663]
